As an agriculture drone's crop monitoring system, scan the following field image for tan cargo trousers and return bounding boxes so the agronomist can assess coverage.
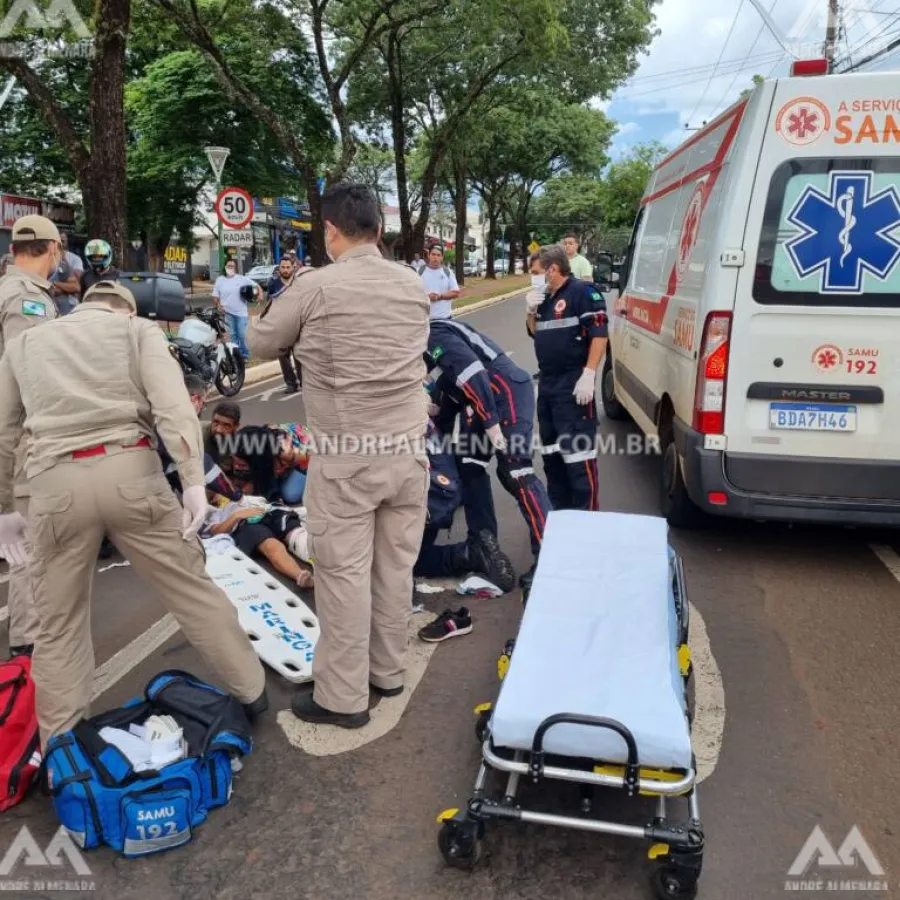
[27,447,266,747]
[5,495,41,648]
[305,453,429,715]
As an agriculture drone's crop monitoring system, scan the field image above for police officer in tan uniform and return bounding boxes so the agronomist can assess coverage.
[248,183,429,729]
[0,280,267,747]
[0,215,60,657]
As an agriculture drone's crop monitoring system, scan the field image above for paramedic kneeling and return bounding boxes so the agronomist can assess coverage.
[0,281,267,748]
[527,245,607,511]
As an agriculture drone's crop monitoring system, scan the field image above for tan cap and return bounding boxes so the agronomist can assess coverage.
[11,215,61,243]
[83,280,137,312]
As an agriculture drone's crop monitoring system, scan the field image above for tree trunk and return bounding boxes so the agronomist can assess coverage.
[485,204,498,279]
[518,190,533,268]
[507,238,516,275]
[85,0,130,262]
[305,178,325,266]
[453,152,467,285]
[386,32,416,262]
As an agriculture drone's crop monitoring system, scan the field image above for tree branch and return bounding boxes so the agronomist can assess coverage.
[0,57,90,176]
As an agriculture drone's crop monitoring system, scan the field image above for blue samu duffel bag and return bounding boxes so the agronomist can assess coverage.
[44,670,252,858]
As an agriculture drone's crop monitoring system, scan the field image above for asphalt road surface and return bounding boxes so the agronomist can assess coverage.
[2,294,899,900]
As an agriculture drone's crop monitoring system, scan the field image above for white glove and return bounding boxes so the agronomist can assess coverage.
[0,511,28,566]
[573,367,596,406]
[525,291,543,315]
[181,485,209,541]
[485,424,508,454]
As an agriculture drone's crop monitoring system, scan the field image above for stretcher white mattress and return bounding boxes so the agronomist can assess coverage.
[491,511,693,771]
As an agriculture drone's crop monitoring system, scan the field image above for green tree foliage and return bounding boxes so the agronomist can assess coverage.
[347,0,657,258]
[530,140,666,251]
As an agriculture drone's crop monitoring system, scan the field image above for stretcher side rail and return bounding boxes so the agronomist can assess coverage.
[528,712,640,792]
[483,741,696,797]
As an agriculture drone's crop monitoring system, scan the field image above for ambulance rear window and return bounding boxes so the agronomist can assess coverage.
[753,158,900,307]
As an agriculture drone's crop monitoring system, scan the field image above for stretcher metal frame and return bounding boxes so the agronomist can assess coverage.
[437,553,704,900]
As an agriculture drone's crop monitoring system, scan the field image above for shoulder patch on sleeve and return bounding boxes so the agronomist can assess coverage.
[22,299,47,317]
[431,345,444,361]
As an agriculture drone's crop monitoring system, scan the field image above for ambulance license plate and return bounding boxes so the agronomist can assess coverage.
[768,403,857,432]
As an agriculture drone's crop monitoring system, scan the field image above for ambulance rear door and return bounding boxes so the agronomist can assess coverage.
[725,72,900,501]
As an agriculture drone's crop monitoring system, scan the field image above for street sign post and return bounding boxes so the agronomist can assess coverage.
[215,187,254,230]
[205,147,230,274]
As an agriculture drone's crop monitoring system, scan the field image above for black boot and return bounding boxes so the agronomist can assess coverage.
[242,689,269,721]
[8,644,34,658]
[466,530,516,593]
[518,563,537,605]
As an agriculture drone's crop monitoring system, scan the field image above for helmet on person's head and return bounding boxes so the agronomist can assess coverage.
[85,239,112,272]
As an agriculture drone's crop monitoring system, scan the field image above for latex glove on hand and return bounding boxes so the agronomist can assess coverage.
[573,367,596,406]
[525,291,543,315]
[0,511,28,566]
[181,485,209,541]
[485,423,508,454]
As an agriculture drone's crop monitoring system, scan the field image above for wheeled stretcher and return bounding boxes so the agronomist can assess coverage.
[437,511,703,899]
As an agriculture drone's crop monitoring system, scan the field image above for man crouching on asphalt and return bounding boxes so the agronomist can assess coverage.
[0,280,267,748]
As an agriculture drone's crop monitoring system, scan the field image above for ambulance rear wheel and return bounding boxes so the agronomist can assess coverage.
[601,355,629,421]
[660,435,700,528]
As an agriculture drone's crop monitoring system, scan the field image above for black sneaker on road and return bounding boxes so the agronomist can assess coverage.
[418,608,473,643]
[467,530,516,593]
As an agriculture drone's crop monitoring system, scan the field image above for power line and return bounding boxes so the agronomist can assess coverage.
[620,49,784,84]
[615,59,782,100]
[840,30,900,69]
[710,0,780,119]
[686,0,747,129]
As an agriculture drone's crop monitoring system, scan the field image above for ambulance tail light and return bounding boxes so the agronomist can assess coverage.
[790,59,829,77]
[692,311,732,435]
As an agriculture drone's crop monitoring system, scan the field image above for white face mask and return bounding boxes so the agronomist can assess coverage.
[531,274,547,292]
[225,267,236,277]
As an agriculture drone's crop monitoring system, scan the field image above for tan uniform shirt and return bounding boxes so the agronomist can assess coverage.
[247,243,429,454]
[0,265,57,361]
[0,265,58,497]
[0,302,205,513]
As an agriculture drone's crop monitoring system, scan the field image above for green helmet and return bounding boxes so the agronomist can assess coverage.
[85,238,112,272]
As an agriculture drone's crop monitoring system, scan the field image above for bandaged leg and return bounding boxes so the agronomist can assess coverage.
[286,527,312,564]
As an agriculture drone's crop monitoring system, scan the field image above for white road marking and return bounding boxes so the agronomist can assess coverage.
[91,614,180,700]
[0,572,8,585]
[870,544,900,580]
[277,611,438,755]
[689,601,726,783]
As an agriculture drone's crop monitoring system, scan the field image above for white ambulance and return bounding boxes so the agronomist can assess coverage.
[603,61,900,527]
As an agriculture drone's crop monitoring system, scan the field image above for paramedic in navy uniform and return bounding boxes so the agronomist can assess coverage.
[425,317,551,585]
[527,244,607,512]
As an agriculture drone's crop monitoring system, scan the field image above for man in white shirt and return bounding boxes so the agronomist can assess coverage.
[562,233,594,282]
[213,259,261,359]
[420,245,460,320]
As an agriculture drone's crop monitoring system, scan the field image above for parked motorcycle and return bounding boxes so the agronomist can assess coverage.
[169,306,245,397]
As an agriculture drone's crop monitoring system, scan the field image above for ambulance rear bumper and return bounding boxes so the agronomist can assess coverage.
[676,421,900,526]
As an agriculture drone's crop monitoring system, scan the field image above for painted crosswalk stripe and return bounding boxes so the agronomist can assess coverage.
[91,614,180,700]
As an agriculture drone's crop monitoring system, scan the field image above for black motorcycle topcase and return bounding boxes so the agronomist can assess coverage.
[118,273,186,322]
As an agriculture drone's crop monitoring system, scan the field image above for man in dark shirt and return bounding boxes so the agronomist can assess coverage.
[527,244,608,513]
[267,257,302,393]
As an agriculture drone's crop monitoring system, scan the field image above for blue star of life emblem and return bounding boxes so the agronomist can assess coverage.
[785,171,900,294]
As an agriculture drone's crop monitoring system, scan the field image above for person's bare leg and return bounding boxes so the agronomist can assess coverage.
[257,538,314,587]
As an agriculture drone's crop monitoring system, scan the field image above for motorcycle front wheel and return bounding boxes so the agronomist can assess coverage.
[215,349,246,397]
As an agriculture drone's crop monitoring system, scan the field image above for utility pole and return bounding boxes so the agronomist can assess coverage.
[823,0,839,67]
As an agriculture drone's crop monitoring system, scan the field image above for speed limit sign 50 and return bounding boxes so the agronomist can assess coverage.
[215,187,254,229]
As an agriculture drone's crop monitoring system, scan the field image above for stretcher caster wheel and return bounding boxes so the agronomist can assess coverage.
[652,867,698,899]
[474,708,491,744]
[438,819,483,870]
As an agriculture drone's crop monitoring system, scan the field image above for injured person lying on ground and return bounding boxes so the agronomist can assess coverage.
[203,498,315,590]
